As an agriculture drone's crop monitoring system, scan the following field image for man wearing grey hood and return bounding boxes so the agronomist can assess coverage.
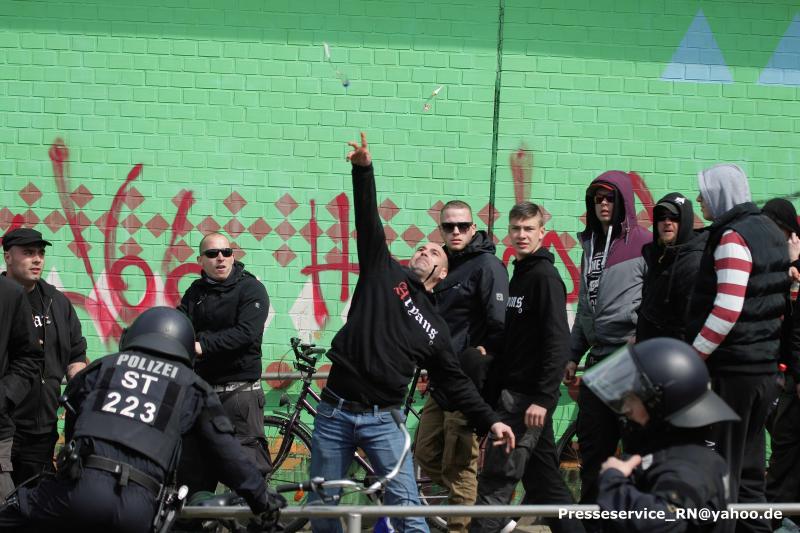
[687,163,789,533]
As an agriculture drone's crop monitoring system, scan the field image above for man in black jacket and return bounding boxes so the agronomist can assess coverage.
[636,194,707,342]
[471,202,582,533]
[762,198,800,523]
[3,227,88,486]
[0,273,42,502]
[415,200,509,533]
[309,133,514,533]
[177,233,271,494]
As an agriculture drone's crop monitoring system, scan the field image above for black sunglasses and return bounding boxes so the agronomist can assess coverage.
[440,222,474,233]
[655,213,680,223]
[201,248,233,259]
[593,192,615,205]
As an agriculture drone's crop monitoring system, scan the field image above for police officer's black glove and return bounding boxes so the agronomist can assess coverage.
[248,489,286,532]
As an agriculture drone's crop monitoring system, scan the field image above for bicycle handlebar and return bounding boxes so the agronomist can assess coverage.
[290,337,327,367]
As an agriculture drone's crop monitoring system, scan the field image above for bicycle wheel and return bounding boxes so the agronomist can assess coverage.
[264,415,313,533]
[556,420,581,503]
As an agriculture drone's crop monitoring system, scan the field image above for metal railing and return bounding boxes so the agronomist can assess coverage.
[181,503,800,532]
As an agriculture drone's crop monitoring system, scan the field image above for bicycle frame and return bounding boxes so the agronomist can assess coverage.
[272,340,375,478]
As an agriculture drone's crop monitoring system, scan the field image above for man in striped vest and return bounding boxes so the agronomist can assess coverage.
[687,163,790,533]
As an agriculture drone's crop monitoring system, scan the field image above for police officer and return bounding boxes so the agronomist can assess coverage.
[0,307,283,533]
[583,338,740,533]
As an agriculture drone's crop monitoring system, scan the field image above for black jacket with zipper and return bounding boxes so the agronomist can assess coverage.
[324,163,500,433]
[0,276,43,440]
[433,231,508,356]
[637,193,708,342]
[178,261,269,385]
[9,277,87,435]
[483,248,570,412]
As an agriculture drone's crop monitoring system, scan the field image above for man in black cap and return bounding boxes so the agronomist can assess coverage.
[636,193,707,342]
[3,227,87,487]
[761,198,800,520]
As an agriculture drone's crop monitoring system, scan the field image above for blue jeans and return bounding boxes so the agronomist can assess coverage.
[309,398,428,533]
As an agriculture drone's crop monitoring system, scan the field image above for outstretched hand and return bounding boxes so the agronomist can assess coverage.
[600,454,642,477]
[489,422,516,453]
[346,131,371,167]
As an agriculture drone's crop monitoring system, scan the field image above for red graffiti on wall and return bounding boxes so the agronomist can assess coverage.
[2,139,661,343]
[47,139,200,344]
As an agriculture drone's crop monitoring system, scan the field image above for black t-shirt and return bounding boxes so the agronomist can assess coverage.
[586,250,605,310]
[27,287,58,375]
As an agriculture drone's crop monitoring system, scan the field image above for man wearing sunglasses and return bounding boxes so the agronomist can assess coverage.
[415,200,509,533]
[564,171,649,520]
[636,194,707,343]
[176,232,271,495]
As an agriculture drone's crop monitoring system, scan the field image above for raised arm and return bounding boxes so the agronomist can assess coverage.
[347,132,391,275]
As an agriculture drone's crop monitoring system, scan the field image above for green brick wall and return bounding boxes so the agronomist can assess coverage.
[1,0,799,426]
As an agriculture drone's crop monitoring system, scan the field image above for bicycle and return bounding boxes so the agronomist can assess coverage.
[264,338,581,532]
[169,408,414,533]
[264,339,455,532]
[262,338,380,533]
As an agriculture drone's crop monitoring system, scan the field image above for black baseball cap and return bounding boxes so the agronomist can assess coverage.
[762,198,800,236]
[654,201,680,217]
[2,228,52,251]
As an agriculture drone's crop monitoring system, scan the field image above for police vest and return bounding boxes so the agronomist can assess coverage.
[72,351,195,471]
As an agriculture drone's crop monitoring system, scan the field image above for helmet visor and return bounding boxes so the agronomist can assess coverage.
[582,346,651,414]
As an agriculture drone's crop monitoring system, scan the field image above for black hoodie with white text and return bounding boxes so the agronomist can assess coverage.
[484,248,570,412]
[324,164,499,433]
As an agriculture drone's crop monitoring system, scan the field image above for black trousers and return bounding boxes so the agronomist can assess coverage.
[711,373,779,533]
[178,387,271,494]
[766,378,800,509]
[11,431,57,487]
[470,390,584,533]
[0,468,156,533]
[576,382,621,505]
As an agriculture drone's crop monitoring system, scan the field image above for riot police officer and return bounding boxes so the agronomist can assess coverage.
[0,306,284,533]
[583,338,740,533]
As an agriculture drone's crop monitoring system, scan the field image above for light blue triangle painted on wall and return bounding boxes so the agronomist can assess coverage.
[759,13,800,86]
[661,9,733,83]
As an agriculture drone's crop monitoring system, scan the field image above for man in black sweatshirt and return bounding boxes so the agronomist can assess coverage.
[0,274,42,502]
[309,133,514,533]
[177,232,271,494]
[471,202,583,533]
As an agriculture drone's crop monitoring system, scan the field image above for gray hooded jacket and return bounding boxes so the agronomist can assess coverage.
[570,171,650,363]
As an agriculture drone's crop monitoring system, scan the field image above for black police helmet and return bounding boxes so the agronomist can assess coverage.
[634,338,739,427]
[583,337,739,428]
[119,307,195,365]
